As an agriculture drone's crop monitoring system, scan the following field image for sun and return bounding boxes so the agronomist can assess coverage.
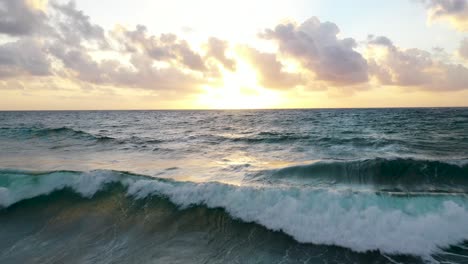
[196,60,282,109]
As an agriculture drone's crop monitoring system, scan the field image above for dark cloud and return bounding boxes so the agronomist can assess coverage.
[176,40,206,71]
[420,0,468,30]
[206,37,236,71]
[0,38,50,77]
[368,35,394,48]
[48,43,105,83]
[240,46,302,89]
[427,0,467,16]
[0,0,47,36]
[262,17,369,86]
[0,1,207,93]
[50,1,108,48]
[368,35,468,90]
[0,0,109,82]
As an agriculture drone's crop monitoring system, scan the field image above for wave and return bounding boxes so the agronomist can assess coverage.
[230,131,311,143]
[250,158,468,193]
[0,127,167,149]
[218,132,399,145]
[203,132,310,144]
[0,126,114,142]
[1,169,468,257]
[216,131,408,147]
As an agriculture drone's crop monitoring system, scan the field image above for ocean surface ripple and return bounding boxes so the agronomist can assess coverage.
[0,108,467,263]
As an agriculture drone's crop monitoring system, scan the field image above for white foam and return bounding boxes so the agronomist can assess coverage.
[127,179,468,256]
[1,170,468,256]
[0,170,120,207]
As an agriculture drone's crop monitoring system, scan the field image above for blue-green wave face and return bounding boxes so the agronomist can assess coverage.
[249,158,468,193]
[1,169,468,264]
[0,109,468,263]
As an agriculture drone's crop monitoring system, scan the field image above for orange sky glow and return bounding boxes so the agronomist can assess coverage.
[1,0,468,109]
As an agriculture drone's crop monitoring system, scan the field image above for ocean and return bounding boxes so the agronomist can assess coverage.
[0,108,467,263]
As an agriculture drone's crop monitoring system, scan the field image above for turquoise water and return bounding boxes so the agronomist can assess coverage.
[0,109,467,263]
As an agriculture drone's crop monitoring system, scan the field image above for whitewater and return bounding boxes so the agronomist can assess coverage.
[0,109,467,263]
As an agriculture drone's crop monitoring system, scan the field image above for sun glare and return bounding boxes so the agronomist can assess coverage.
[196,60,282,109]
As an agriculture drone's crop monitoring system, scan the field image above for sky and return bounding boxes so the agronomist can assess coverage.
[1,0,468,109]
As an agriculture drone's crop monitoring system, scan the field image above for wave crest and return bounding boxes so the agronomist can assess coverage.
[1,169,468,256]
[250,158,468,193]
[0,126,113,142]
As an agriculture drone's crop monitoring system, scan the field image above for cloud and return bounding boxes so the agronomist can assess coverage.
[205,37,236,71]
[48,43,107,83]
[458,38,468,59]
[48,38,205,92]
[239,46,302,89]
[50,1,108,48]
[0,0,47,36]
[0,38,50,77]
[116,25,207,72]
[0,0,467,102]
[261,17,369,86]
[116,54,204,91]
[368,35,394,47]
[368,35,468,91]
[420,0,468,31]
[0,1,209,94]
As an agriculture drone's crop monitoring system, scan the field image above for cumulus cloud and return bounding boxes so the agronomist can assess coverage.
[420,0,468,31]
[0,0,47,36]
[239,46,302,89]
[48,37,204,92]
[0,0,209,93]
[0,38,50,77]
[116,25,207,72]
[205,37,236,71]
[368,35,468,91]
[368,35,394,47]
[50,1,108,48]
[261,17,369,86]
[0,0,467,99]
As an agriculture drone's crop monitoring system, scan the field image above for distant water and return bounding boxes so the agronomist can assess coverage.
[0,109,468,263]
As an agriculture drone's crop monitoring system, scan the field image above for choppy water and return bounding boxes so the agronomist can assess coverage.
[0,109,468,263]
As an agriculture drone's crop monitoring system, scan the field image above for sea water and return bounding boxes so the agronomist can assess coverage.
[0,109,467,263]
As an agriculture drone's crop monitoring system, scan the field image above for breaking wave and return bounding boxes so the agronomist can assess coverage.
[1,169,468,257]
[251,158,468,193]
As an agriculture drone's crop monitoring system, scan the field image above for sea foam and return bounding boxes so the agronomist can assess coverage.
[1,169,468,257]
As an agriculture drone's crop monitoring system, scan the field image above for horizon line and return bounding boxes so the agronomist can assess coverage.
[1,106,468,111]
